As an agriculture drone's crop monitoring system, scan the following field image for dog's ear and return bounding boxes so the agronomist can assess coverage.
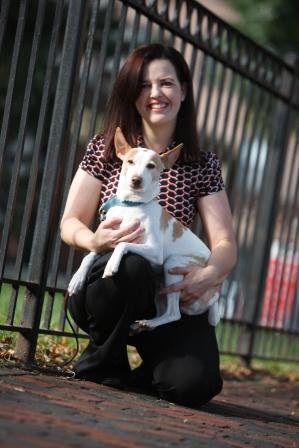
[114,127,131,159]
[160,144,183,169]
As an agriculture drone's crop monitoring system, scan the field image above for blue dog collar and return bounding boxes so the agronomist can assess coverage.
[100,195,145,213]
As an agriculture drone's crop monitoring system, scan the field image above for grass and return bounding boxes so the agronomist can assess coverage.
[1,282,299,379]
[220,354,299,381]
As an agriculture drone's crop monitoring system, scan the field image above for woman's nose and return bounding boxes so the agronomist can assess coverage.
[150,83,161,98]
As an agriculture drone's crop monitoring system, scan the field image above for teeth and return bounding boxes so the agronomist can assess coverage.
[149,103,167,109]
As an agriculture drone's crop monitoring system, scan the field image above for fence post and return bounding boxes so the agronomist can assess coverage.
[239,55,299,366]
[14,0,87,363]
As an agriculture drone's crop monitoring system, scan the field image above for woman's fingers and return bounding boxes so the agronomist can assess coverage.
[100,216,123,228]
[116,220,145,243]
[100,217,144,246]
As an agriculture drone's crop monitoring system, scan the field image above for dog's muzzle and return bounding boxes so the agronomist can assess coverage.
[131,176,142,189]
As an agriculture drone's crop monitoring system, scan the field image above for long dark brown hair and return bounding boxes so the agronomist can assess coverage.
[102,44,199,162]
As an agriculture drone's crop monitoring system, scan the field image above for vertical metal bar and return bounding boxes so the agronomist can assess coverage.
[283,221,298,329]
[157,22,164,42]
[0,0,10,55]
[209,64,226,154]
[110,3,128,84]
[0,0,46,279]
[15,0,87,363]
[167,30,175,47]
[42,292,54,330]
[129,9,141,51]
[234,88,265,243]
[6,285,19,325]
[223,75,246,194]
[58,295,67,331]
[291,285,299,332]
[144,17,153,42]
[88,0,115,140]
[188,45,197,79]
[271,122,298,328]
[229,82,255,213]
[0,0,28,196]
[199,56,217,149]
[217,68,235,155]
[194,53,208,124]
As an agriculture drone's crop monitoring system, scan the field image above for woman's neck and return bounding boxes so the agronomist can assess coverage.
[142,123,176,154]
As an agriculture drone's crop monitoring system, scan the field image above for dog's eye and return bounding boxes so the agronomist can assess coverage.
[147,163,155,169]
[127,159,134,164]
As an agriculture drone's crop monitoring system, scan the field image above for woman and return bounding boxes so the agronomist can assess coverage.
[60,44,237,406]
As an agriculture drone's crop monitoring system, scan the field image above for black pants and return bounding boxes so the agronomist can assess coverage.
[68,252,223,407]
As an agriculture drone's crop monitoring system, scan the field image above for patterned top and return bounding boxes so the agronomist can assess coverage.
[79,134,225,227]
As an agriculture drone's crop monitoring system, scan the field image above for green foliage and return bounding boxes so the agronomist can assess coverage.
[227,0,299,57]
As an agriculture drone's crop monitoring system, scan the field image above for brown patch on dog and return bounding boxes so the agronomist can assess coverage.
[148,153,164,182]
[172,220,186,241]
[123,148,139,161]
[160,208,172,232]
[121,148,139,175]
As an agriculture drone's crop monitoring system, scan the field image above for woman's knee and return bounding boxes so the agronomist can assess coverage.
[154,363,223,407]
[118,253,155,284]
[118,253,156,296]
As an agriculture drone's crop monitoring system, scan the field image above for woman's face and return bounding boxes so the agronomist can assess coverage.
[135,58,186,132]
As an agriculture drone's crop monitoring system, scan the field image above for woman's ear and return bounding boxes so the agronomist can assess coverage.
[114,127,131,159]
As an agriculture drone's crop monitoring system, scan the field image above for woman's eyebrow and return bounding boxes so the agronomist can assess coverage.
[160,76,175,81]
[142,76,176,82]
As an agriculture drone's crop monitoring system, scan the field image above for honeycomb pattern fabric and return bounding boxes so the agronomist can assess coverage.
[79,134,225,227]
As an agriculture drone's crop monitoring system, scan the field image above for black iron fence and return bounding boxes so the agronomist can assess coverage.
[0,0,298,365]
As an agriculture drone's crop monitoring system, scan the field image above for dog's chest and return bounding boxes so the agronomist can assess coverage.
[106,202,162,236]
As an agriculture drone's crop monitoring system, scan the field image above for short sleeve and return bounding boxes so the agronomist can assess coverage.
[197,152,225,197]
[79,134,106,181]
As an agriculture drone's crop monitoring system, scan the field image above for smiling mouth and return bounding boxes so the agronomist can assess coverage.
[148,102,168,111]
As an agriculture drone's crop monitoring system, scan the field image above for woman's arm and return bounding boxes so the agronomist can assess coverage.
[160,190,237,304]
[60,168,144,253]
[197,190,237,283]
[60,168,103,251]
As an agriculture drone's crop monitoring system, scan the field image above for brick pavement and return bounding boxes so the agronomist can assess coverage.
[0,365,298,447]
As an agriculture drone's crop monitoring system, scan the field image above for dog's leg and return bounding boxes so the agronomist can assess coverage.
[130,268,182,332]
[130,292,181,333]
[103,242,162,278]
[68,252,97,295]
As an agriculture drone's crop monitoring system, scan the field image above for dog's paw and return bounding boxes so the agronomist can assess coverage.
[102,266,116,278]
[102,260,119,278]
[130,320,154,334]
[68,273,86,295]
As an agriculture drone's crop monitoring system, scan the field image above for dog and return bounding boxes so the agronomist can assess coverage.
[68,127,220,332]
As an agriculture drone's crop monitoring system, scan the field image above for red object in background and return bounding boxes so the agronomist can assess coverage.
[260,241,298,328]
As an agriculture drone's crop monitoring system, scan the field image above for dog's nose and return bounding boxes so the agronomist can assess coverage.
[131,176,142,188]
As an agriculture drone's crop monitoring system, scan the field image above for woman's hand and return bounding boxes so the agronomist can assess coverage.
[160,264,222,307]
[88,217,145,253]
